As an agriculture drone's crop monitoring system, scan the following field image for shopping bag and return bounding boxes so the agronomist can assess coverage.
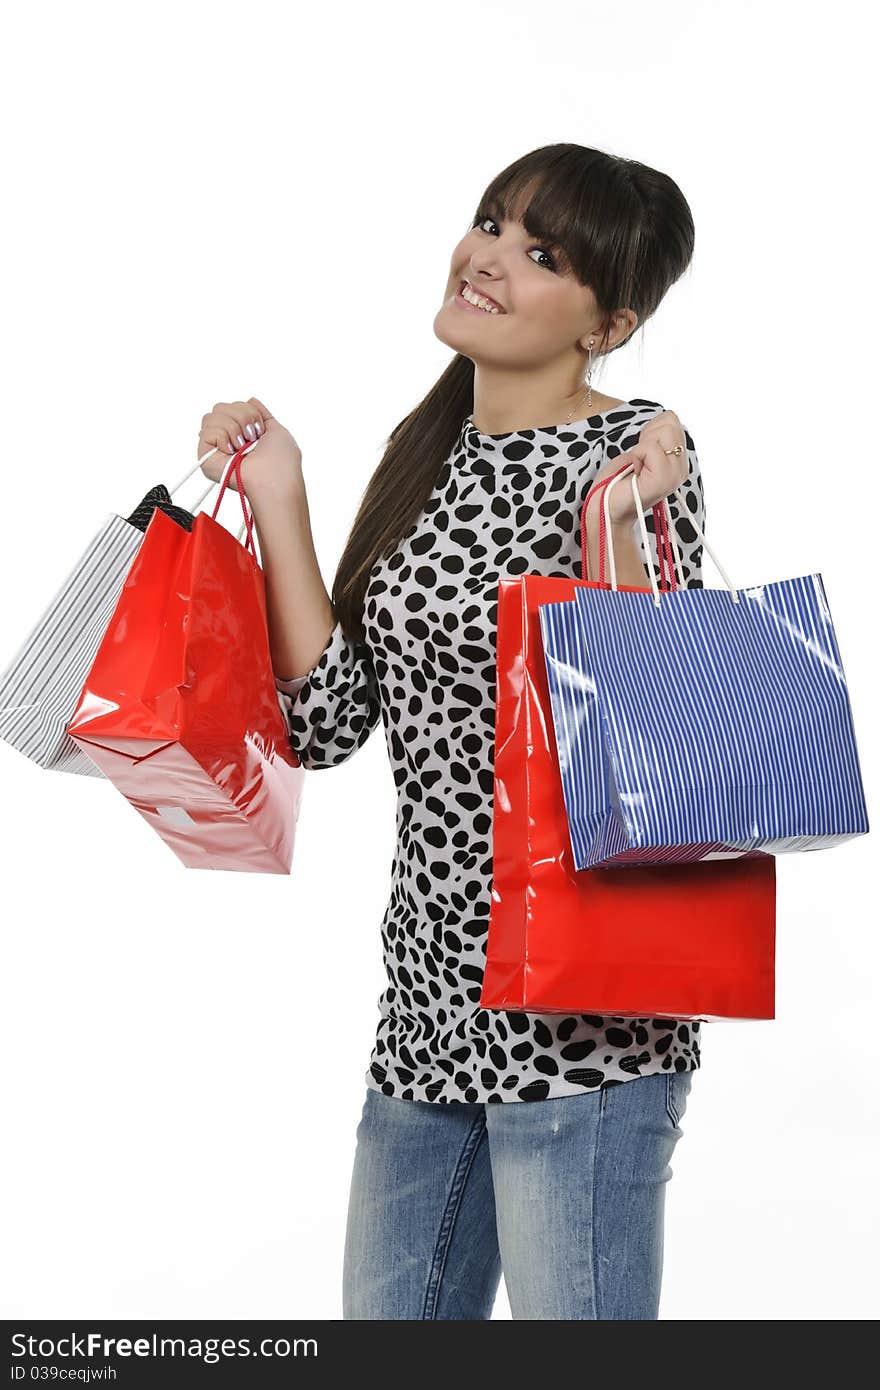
[0,483,204,779]
[480,477,776,1019]
[539,462,870,869]
[67,444,305,874]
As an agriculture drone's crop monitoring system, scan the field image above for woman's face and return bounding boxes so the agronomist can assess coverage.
[434,206,606,368]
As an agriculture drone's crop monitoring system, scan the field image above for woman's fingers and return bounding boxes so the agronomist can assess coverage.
[227,399,271,443]
[198,397,288,492]
[198,408,248,487]
[209,407,260,454]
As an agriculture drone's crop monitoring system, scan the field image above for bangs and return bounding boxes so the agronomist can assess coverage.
[476,154,613,282]
[479,176,581,272]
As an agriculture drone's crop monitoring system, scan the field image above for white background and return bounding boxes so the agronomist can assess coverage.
[1,0,876,1321]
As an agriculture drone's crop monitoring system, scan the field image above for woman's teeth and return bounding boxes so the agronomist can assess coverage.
[461,283,503,313]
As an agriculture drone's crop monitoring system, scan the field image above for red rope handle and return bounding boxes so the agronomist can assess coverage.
[656,499,677,591]
[652,501,672,591]
[580,465,677,591]
[210,445,256,557]
[579,459,631,583]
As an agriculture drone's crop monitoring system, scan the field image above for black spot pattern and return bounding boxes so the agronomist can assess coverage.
[275,399,706,1104]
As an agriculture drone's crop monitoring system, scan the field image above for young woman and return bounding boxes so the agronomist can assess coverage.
[198,142,705,1320]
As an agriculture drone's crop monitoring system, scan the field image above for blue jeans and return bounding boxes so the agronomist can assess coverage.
[342,1069,693,1319]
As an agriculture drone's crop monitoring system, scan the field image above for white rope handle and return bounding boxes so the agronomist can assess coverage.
[602,465,739,608]
[166,442,259,545]
[602,475,684,598]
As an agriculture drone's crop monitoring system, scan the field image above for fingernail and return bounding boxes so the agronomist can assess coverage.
[254,421,262,436]
[236,433,245,448]
[225,442,234,453]
[245,423,255,440]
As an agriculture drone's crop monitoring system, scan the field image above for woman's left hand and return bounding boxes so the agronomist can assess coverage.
[587,410,689,527]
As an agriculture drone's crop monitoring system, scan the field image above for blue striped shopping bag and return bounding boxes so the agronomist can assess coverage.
[538,462,870,870]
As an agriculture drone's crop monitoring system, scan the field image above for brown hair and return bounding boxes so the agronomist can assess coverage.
[332,142,695,642]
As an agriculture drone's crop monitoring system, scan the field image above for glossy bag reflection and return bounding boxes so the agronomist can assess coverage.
[538,463,870,869]
[480,476,776,1019]
[67,445,305,873]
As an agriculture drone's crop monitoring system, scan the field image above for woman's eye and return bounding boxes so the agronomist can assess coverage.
[471,213,558,272]
[528,247,558,272]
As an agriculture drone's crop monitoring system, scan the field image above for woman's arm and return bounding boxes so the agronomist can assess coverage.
[246,472,381,771]
[197,397,381,769]
[249,474,382,770]
[198,397,335,680]
[246,474,336,683]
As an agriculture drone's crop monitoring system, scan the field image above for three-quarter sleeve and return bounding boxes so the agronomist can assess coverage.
[274,619,381,770]
[634,420,706,590]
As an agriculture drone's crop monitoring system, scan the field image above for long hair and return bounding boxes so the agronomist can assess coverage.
[332,142,695,642]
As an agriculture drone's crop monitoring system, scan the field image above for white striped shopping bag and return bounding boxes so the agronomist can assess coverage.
[0,452,252,778]
[538,463,870,869]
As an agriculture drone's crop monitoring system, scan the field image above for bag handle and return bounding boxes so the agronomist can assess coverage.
[580,461,740,608]
[580,459,680,592]
[600,484,679,593]
[209,442,256,556]
[167,441,259,555]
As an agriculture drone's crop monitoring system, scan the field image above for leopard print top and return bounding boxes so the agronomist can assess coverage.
[275,398,706,1104]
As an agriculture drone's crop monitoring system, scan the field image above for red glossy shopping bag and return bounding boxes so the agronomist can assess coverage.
[68,451,304,873]
[480,483,776,1019]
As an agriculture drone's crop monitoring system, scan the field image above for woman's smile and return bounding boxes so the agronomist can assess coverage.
[455,279,507,314]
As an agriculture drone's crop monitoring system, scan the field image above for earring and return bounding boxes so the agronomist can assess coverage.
[566,339,597,425]
[586,339,594,412]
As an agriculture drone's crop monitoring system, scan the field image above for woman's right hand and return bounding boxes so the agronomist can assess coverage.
[198,396,303,498]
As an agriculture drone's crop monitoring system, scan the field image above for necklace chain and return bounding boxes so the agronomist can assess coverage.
[565,381,590,425]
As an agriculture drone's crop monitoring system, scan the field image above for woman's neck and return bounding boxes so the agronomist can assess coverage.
[471,389,627,434]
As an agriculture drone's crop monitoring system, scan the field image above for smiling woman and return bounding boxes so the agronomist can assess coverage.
[323,143,695,646]
[260,140,704,1320]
